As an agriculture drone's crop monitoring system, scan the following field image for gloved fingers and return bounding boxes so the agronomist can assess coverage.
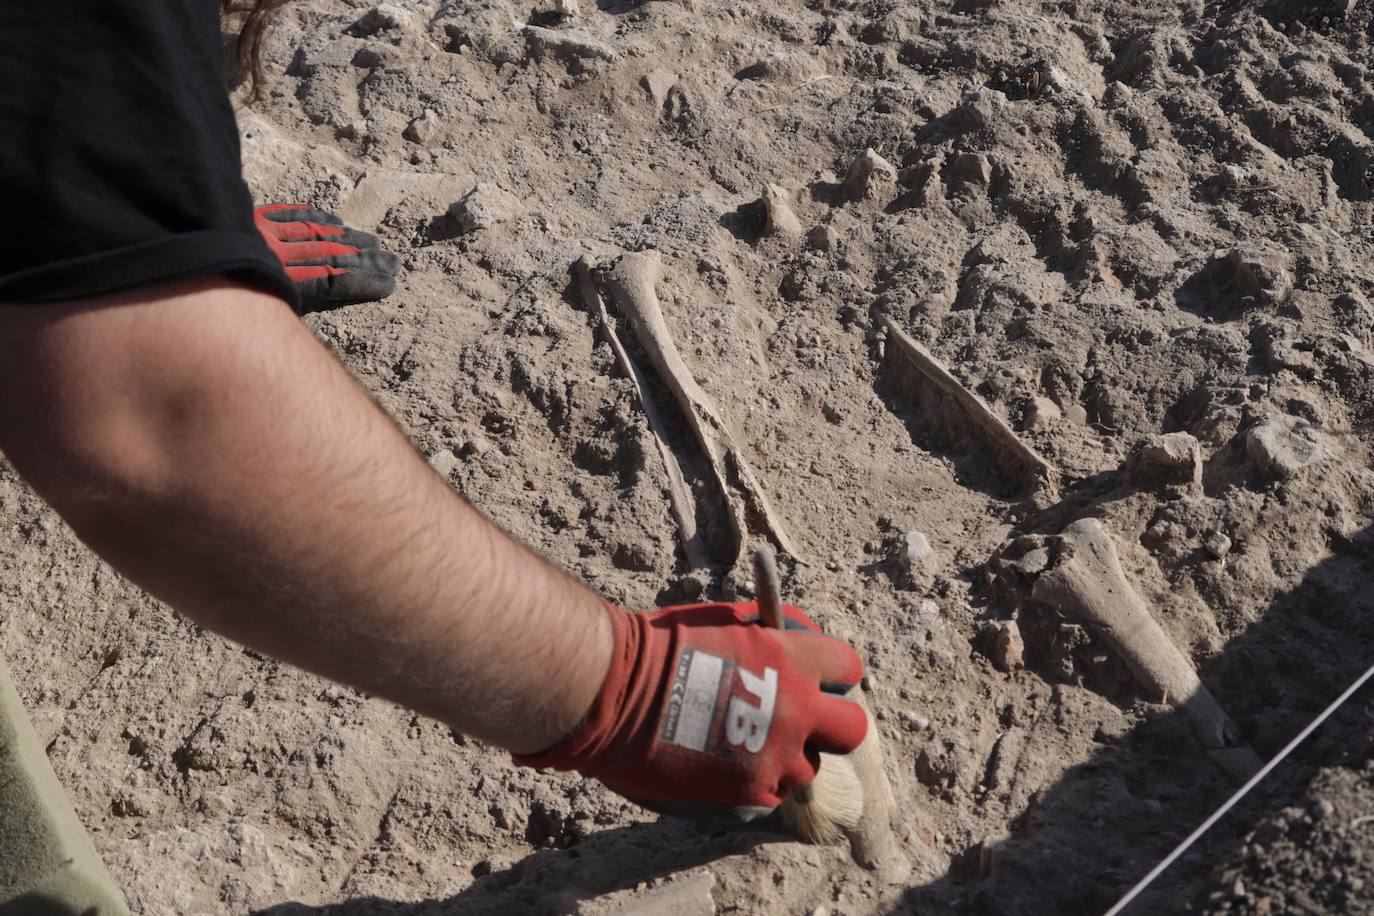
[286,244,400,277]
[780,604,822,633]
[291,264,398,312]
[807,693,869,756]
[785,629,865,693]
[256,203,346,227]
[278,239,361,262]
[276,227,386,256]
[780,745,822,791]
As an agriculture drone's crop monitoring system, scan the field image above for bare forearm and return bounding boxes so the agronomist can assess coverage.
[0,280,611,753]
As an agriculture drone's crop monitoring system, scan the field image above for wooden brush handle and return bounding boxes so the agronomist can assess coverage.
[752,545,786,630]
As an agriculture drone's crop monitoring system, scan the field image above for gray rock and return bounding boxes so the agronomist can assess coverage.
[1246,416,1333,481]
[899,531,933,572]
[950,152,994,186]
[403,108,440,145]
[449,182,524,233]
[1129,431,1203,486]
[1228,248,1293,306]
[1204,530,1232,559]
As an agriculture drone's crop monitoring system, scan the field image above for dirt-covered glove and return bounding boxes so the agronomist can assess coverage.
[254,204,400,312]
[515,601,867,820]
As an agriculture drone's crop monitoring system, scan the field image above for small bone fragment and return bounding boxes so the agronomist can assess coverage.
[882,319,1057,493]
[1030,518,1261,779]
[762,184,804,239]
[576,258,709,571]
[596,251,800,564]
[842,696,910,881]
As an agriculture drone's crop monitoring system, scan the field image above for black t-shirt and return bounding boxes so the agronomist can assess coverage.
[0,0,296,306]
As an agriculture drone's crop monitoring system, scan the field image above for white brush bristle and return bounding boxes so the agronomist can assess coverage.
[781,752,864,844]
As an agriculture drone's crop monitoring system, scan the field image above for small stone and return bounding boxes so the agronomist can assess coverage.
[899,710,930,731]
[403,108,440,144]
[1232,878,1246,899]
[1314,798,1335,819]
[448,182,524,233]
[805,225,838,251]
[950,151,994,186]
[900,531,933,571]
[1203,530,1232,559]
[554,0,581,16]
[1227,248,1293,306]
[1246,416,1333,481]
[843,148,898,201]
[762,184,804,239]
[991,622,1025,672]
[1129,432,1203,486]
[678,570,708,600]
[1219,164,1252,188]
[640,68,678,107]
[1025,395,1061,429]
[428,448,460,478]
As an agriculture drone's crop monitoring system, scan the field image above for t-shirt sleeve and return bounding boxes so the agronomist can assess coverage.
[0,0,298,308]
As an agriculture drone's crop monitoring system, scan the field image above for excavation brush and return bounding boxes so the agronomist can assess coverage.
[753,546,910,880]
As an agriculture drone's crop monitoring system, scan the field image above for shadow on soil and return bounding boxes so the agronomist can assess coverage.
[886,522,1374,915]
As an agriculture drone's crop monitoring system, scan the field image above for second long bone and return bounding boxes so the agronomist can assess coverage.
[580,250,800,569]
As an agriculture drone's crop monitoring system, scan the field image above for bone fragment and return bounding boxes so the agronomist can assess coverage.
[576,258,709,571]
[842,695,910,881]
[596,251,800,564]
[882,318,1057,493]
[1030,518,1261,780]
[762,184,803,239]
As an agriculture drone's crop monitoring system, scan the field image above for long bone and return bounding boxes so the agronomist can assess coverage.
[1028,518,1261,780]
[588,250,800,567]
[576,258,710,571]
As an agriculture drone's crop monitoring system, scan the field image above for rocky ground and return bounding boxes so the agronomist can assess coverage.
[4,0,1374,912]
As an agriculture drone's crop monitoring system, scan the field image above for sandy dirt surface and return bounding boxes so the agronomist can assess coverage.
[5,0,1374,912]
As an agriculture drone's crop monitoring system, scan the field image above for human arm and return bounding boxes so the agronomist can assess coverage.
[0,278,610,752]
[0,277,866,807]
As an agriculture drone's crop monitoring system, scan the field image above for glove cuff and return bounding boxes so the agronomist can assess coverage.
[511,601,646,774]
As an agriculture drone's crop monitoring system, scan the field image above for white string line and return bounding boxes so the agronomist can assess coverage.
[1104,660,1374,916]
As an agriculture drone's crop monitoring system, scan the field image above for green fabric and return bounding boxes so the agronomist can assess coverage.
[0,657,130,916]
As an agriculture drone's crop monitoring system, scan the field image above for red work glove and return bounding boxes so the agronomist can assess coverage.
[254,204,400,312]
[516,602,867,820]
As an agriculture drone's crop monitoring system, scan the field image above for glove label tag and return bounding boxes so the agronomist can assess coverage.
[661,648,779,756]
[661,648,728,753]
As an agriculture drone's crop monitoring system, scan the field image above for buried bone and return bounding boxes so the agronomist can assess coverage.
[575,258,709,571]
[882,319,1057,496]
[1018,518,1260,780]
[584,250,800,567]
